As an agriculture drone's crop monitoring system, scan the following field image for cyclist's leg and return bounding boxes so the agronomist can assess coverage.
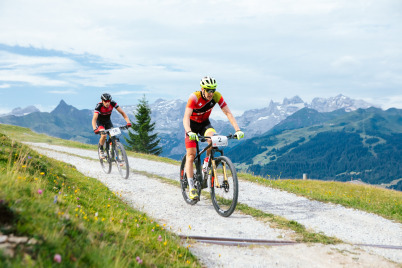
[202,121,216,157]
[185,134,196,189]
[103,120,114,144]
[185,148,196,185]
[97,120,110,147]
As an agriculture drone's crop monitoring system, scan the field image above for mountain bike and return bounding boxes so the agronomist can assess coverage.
[179,134,239,217]
[98,125,130,179]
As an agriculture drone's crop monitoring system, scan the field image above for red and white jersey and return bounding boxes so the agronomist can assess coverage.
[186,91,227,123]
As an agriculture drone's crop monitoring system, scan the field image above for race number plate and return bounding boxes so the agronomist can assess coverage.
[109,127,121,137]
[211,135,228,147]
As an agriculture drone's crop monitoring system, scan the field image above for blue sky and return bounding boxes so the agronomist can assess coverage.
[0,0,401,116]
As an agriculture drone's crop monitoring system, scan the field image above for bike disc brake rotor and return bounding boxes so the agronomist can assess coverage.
[222,180,230,192]
[194,180,201,190]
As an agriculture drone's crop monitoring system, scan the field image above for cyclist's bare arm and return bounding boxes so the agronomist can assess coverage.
[116,107,131,124]
[183,107,193,133]
[221,105,241,132]
[92,113,99,130]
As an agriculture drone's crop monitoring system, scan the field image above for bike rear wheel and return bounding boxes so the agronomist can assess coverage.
[99,145,112,174]
[180,155,201,205]
[114,141,129,179]
[210,156,238,217]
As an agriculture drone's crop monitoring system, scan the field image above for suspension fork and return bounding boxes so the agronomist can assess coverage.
[211,158,219,188]
[210,149,228,188]
[210,150,225,188]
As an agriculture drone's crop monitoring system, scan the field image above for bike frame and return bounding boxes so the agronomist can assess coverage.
[104,133,118,160]
[99,125,127,163]
[194,136,229,188]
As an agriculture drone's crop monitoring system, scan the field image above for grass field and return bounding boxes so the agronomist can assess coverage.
[239,173,402,223]
[0,131,199,267]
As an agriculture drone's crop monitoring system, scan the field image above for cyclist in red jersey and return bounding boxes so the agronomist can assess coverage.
[183,76,244,200]
[92,93,132,158]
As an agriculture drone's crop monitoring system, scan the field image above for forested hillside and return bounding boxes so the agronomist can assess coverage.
[228,107,402,186]
[247,131,402,184]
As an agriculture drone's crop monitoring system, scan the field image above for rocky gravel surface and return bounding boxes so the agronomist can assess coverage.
[26,142,402,267]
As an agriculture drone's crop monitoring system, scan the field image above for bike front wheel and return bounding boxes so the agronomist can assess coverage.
[99,146,112,174]
[114,141,130,179]
[180,154,201,205]
[210,156,238,217]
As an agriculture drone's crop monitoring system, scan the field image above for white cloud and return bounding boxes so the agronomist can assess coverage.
[0,0,401,111]
[0,84,11,88]
[113,90,149,96]
[48,90,77,94]
[0,70,68,86]
[0,51,76,69]
[364,95,402,109]
[331,56,360,69]
[0,51,78,86]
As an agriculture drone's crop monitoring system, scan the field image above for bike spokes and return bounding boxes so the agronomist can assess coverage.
[180,155,200,205]
[99,147,112,174]
[114,142,129,179]
[210,156,238,217]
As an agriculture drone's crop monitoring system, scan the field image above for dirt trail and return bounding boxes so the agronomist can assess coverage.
[27,142,401,267]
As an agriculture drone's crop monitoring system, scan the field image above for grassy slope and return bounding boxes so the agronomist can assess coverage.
[239,173,402,223]
[0,129,199,267]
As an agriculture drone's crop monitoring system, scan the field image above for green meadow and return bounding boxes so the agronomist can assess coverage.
[0,123,401,266]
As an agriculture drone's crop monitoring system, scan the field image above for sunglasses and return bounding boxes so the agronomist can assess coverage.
[204,88,216,94]
[103,100,111,103]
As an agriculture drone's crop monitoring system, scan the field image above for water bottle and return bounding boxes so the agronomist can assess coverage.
[202,157,209,173]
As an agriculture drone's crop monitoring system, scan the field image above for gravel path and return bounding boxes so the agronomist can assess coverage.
[26,142,401,267]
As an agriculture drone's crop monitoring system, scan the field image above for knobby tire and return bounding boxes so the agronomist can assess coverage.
[114,141,129,179]
[180,154,201,205]
[210,156,238,217]
[99,145,112,174]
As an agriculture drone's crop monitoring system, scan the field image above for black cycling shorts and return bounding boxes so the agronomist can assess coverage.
[185,119,216,149]
[97,120,114,134]
[190,119,214,136]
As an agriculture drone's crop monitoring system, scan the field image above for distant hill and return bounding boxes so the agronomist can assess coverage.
[0,100,96,144]
[227,107,402,186]
[0,95,374,160]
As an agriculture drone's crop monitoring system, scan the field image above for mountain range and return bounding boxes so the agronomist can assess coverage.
[0,106,40,117]
[226,107,402,188]
[0,94,374,157]
[2,94,400,189]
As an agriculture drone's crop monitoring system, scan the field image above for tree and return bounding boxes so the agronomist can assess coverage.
[125,95,162,155]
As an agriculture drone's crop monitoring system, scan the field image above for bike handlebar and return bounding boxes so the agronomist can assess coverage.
[198,134,237,142]
[97,125,129,135]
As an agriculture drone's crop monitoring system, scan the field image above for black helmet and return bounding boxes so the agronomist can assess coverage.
[101,93,112,101]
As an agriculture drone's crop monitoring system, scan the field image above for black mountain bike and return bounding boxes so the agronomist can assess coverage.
[98,126,130,179]
[179,134,239,217]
